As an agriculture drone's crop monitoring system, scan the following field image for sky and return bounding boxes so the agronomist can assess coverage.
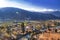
[0,0,60,12]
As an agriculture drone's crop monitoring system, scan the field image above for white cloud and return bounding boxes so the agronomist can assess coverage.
[0,0,59,12]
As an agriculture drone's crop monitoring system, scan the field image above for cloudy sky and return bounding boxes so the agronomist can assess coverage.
[0,0,60,12]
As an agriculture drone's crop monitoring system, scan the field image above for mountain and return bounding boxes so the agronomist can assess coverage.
[0,7,60,21]
[50,11,60,17]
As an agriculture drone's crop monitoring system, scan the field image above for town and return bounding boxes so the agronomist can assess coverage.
[0,20,60,40]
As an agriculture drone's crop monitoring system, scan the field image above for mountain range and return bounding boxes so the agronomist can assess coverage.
[0,7,60,21]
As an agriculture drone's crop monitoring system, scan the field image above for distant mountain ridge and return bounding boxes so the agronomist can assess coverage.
[0,7,60,21]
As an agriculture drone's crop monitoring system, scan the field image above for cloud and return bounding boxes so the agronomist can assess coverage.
[0,0,59,12]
